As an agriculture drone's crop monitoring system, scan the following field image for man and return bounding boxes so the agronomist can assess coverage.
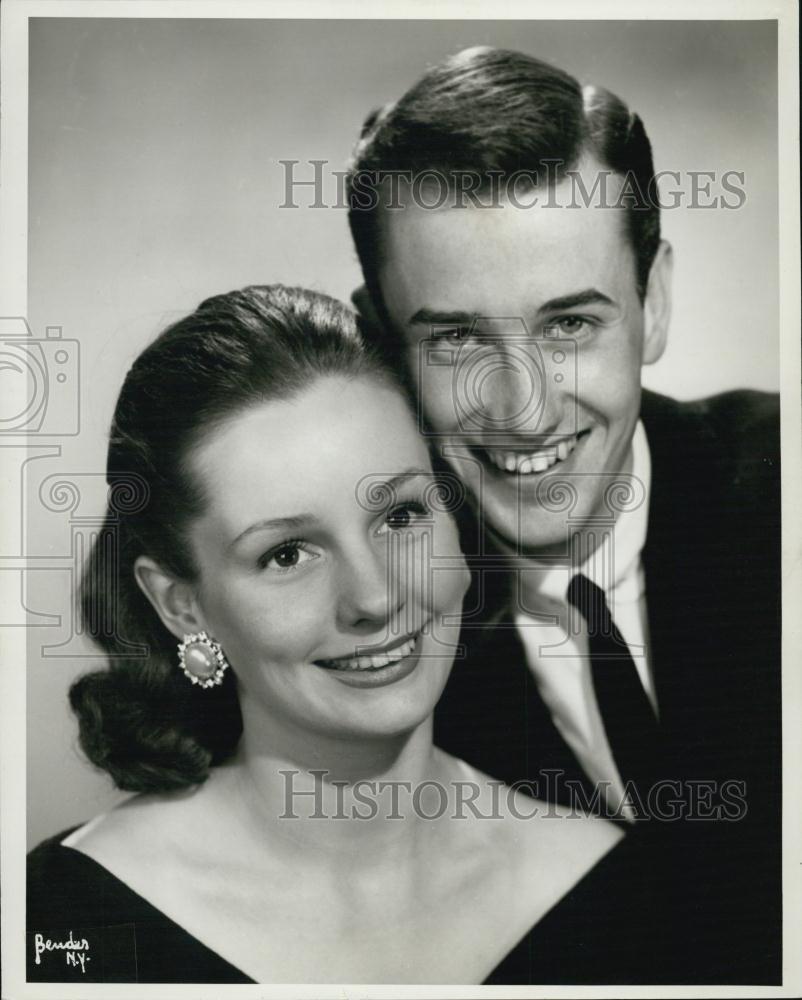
[347,47,781,983]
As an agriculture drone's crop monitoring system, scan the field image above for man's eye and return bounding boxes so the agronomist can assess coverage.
[546,316,591,336]
[259,542,316,572]
[432,325,471,342]
[379,502,432,533]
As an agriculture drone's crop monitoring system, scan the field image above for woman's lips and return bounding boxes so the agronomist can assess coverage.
[314,633,425,689]
[315,633,418,672]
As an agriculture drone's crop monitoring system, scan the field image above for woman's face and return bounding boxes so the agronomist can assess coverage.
[186,375,470,743]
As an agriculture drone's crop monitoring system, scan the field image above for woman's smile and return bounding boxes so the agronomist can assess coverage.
[313,630,426,688]
[315,629,421,670]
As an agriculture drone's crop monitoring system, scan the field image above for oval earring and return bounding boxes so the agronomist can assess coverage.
[177,631,230,689]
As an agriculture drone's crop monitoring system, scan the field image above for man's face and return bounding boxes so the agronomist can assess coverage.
[378,159,671,556]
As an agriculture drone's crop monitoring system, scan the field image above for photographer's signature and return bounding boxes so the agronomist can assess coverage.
[34,931,90,973]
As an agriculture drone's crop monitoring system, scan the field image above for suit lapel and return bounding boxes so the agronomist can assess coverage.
[639,390,734,776]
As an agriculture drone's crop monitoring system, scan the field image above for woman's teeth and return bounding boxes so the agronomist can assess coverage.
[318,636,417,672]
[486,437,577,475]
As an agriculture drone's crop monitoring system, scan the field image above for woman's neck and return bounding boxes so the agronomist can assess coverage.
[210,706,459,866]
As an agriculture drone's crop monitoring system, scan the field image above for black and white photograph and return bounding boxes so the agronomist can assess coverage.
[1,1,800,995]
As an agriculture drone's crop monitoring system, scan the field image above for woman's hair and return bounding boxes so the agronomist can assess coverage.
[72,284,406,793]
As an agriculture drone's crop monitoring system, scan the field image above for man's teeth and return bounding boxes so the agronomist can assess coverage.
[319,636,417,672]
[486,438,577,475]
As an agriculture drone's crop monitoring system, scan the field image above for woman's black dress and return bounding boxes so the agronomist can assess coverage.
[26,823,760,984]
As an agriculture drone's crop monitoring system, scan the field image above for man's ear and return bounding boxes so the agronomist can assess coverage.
[351,284,386,336]
[642,239,673,365]
[134,555,205,642]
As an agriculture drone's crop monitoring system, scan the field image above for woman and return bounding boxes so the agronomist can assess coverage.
[28,285,636,984]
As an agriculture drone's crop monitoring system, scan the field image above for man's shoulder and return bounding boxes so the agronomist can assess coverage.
[641,387,778,440]
[641,387,780,572]
[641,387,780,477]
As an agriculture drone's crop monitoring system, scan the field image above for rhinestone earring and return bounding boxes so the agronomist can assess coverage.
[177,631,230,689]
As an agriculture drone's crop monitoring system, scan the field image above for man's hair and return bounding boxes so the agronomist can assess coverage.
[72,284,404,793]
[347,46,661,327]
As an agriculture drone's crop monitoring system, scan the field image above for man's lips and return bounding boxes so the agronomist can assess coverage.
[468,430,591,476]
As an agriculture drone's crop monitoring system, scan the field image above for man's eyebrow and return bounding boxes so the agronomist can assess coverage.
[408,308,476,327]
[231,514,315,548]
[408,290,616,328]
[536,288,616,313]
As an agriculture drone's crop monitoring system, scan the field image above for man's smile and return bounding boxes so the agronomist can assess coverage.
[464,429,592,479]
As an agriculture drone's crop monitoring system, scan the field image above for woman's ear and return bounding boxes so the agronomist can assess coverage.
[134,556,205,642]
[642,239,673,365]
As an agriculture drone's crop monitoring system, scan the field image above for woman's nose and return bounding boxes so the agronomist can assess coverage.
[335,538,406,633]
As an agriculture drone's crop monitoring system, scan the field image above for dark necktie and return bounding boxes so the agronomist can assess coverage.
[566,573,659,816]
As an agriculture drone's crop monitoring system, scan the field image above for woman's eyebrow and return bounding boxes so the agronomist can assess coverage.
[229,469,429,549]
[231,514,315,548]
[378,467,431,493]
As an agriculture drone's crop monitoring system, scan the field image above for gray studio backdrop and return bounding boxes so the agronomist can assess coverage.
[25,18,778,848]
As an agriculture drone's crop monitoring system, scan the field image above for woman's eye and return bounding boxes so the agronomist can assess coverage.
[259,542,316,572]
[379,502,431,533]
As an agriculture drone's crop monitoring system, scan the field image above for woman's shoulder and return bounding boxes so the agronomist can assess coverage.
[483,831,660,984]
[27,822,141,981]
[27,817,166,930]
[439,757,622,889]
[28,824,104,909]
[62,788,201,867]
[428,755,629,982]
[28,825,81,863]
[447,756,623,857]
[27,816,252,984]
[27,804,172,944]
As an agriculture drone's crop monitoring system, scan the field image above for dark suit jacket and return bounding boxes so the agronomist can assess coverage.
[434,388,782,983]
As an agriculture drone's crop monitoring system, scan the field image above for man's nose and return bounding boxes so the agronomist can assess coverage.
[335,538,406,634]
[461,340,561,434]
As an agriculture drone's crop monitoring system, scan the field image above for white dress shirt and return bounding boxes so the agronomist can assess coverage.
[510,421,656,819]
